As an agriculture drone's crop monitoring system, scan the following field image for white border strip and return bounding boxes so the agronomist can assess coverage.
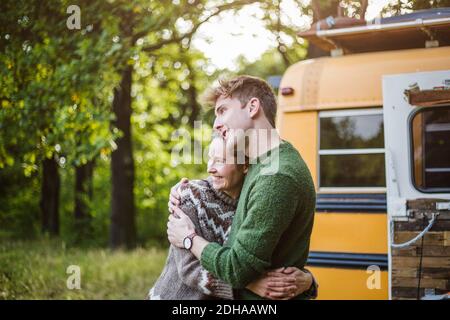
[318,187,387,193]
[315,17,450,37]
[319,108,384,118]
[319,148,385,155]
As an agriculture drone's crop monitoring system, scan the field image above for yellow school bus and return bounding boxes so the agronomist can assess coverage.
[277,9,450,299]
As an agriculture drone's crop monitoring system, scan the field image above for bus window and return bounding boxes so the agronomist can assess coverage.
[319,109,385,191]
[410,105,450,192]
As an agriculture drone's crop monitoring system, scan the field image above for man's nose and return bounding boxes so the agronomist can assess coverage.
[213,118,223,131]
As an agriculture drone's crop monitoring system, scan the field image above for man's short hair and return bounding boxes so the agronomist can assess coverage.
[202,75,277,128]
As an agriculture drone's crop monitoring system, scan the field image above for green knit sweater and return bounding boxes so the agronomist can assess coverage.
[200,140,316,300]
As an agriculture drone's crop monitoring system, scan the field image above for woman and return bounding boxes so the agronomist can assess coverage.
[148,136,316,300]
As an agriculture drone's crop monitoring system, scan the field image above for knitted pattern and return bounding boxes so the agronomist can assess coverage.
[148,178,237,300]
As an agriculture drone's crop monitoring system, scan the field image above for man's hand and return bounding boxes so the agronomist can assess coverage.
[246,267,313,300]
[167,206,196,248]
[168,178,189,214]
[267,267,313,299]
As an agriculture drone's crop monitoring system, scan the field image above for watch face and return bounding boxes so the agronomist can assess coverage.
[183,237,192,250]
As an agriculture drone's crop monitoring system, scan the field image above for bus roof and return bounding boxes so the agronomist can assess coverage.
[298,8,450,54]
[278,46,450,112]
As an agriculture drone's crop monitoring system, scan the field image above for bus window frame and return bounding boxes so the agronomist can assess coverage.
[408,104,450,194]
[318,107,386,194]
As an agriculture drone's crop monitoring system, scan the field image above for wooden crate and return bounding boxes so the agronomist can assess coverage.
[391,202,450,300]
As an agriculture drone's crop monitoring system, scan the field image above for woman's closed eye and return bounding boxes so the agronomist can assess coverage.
[212,159,225,167]
[208,158,225,168]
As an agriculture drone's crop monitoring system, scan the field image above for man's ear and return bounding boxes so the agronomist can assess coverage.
[247,97,261,119]
[243,164,249,174]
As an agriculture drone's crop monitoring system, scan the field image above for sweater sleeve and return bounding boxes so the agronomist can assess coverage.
[200,174,301,288]
[172,246,233,299]
[173,184,234,300]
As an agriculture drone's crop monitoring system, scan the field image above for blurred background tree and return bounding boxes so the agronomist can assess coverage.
[382,0,450,15]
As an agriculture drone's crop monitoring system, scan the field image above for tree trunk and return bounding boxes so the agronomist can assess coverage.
[110,65,136,249]
[186,61,200,126]
[74,159,95,241]
[40,157,60,235]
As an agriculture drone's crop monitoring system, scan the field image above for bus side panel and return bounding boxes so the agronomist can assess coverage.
[311,213,388,254]
[278,111,318,185]
[308,267,389,300]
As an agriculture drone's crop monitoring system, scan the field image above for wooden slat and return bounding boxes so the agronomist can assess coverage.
[395,217,450,232]
[391,268,417,278]
[392,256,450,268]
[394,231,449,246]
[392,245,450,257]
[392,277,449,290]
[391,267,450,279]
[392,287,448,299]
[408,89,450,107]
[421,268,450,279]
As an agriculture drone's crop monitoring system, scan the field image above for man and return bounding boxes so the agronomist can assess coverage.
[168,75,316,299]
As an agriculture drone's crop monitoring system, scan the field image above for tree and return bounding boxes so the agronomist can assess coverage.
[0,0,117,236]
[381,0,450,15]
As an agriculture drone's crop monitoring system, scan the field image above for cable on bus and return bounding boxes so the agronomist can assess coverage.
[390,212,439,249]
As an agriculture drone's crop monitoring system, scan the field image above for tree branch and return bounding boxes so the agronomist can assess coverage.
[360,0,368,20]
[142,0,258,52]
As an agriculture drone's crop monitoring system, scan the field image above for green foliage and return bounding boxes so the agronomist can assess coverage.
[0,0,222,246]
[0,0,118,174]
[0,165,40,240]
[381,0,450,16]
[0,240,167,299]
[132,43,213,245]
[236,46,306,80]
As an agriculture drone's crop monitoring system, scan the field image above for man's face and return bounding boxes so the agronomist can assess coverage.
[213,95,253,140]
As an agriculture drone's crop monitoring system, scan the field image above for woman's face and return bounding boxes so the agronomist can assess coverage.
[207,138,247,198]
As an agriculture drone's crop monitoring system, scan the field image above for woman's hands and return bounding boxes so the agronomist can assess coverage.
[246,267,313,300]
[167,206,196,248]
[168,178,189,214]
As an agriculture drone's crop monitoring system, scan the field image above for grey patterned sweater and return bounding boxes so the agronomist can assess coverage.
[148,178,237,300]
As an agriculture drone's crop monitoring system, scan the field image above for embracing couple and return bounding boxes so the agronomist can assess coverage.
[148,75,317,300]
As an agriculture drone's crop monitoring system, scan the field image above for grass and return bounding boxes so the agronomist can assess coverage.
[0,239,168,300]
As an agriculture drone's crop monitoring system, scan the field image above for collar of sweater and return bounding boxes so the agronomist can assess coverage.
[249,139,290,164]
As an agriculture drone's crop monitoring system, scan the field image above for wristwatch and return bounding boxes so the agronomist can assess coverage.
[183,232,197,250]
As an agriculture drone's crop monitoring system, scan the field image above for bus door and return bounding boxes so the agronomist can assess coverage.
[382,70,450,300]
